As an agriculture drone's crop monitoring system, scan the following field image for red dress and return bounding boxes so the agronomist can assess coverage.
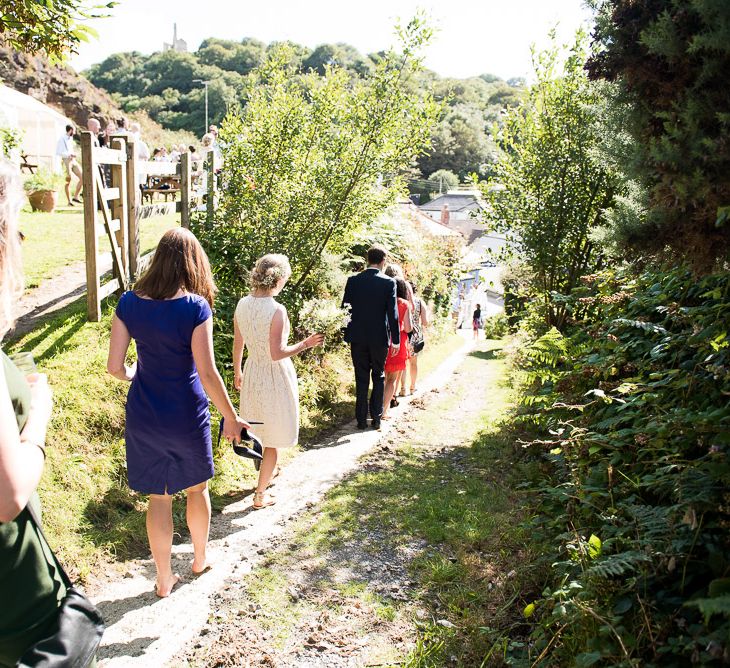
[385,298,411,373]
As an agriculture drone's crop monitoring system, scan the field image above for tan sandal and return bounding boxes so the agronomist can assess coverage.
[252,491,276,509]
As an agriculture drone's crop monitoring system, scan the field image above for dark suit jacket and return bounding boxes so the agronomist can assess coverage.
[342,268,400,347]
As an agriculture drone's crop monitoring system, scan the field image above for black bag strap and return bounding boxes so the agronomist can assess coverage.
[24,501,74,590]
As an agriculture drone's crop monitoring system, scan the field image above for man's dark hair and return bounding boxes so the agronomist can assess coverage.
[367,245,387,266]
[65,124,74,133]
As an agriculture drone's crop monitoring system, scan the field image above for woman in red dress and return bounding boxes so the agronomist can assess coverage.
[382,278,413,419]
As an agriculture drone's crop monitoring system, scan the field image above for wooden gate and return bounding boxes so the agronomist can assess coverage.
[81,131,213,321]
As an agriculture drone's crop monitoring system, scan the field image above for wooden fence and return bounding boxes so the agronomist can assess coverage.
[80,131,216,321]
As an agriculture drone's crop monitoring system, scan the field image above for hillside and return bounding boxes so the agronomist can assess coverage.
[0,44,194,149]
[84,38,525,181]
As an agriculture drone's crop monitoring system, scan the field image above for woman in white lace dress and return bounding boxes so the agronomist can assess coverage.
[233,255,323,509]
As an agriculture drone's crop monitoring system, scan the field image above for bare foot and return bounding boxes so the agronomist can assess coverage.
[191,558,212,576]
[156,573,180,598]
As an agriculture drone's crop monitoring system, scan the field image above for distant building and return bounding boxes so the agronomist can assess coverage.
[420,190,507,321]
[163,23,188,53]
[419,191,485,243]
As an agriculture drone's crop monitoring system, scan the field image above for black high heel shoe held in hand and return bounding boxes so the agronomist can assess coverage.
[217,419,264,462]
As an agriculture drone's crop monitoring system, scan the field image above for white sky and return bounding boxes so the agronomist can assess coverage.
[70,0,593,80]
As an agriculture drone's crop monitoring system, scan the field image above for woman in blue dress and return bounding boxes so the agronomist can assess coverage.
[107,228,248,597]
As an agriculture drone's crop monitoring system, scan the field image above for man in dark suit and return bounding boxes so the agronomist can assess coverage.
[342,245,400,430]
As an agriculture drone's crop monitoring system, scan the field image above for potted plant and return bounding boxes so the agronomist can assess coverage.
[23,169,64,212]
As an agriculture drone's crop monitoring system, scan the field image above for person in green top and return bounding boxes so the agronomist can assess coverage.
[0,159,61,666]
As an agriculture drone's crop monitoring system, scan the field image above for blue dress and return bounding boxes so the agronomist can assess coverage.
[115,291,214,494]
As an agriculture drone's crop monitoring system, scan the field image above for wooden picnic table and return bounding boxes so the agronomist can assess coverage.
[141,174,181,203]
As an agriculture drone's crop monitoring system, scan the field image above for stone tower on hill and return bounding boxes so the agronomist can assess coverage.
[163,23,187,53]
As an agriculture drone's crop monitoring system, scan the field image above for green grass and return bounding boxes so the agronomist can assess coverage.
[19,204,179,289]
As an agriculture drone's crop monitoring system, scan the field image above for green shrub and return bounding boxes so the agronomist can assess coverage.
[23,168,64,193]
[481,311,508,338]
[507,267,730,666]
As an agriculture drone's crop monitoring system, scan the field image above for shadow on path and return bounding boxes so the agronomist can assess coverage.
[469,347,502,361]
[96,637,157,661]
[8,299,87,354]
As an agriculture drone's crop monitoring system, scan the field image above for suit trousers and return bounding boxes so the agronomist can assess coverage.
[350,342,388,424]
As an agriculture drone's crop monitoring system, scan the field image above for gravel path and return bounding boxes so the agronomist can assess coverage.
[11,256,113,338]
[88,336,474,668]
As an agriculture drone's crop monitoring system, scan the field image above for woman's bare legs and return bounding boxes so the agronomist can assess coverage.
[398,367,408,395]
[409,355,419,392]
[254,447,278,507]
[382,371,399,418]
[147,493,180,597]
[186,481,211,574]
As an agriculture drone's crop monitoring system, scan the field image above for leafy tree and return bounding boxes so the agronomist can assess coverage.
[427,169,459,193]
[482,32,619,330]
[85,51,149,96]
[142,50,199,96]
[587,0,730,266]
[0,0,113,60]
[419,104,496,179]
[265,40,311,69]
[303,43,374,76]
[197,37,265,75]
[196,16,440,318]
[417,75,522,179]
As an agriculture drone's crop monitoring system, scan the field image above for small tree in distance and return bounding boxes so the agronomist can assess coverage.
[427,169,459,194]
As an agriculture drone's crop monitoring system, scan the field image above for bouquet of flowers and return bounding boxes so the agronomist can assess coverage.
[298,298,351,348]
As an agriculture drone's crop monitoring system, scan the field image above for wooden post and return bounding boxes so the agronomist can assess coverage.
[81,132,101,321]
[206,153,215,229]
[180,151,191,229]
[125,136,140,280]
[110,136,129,291]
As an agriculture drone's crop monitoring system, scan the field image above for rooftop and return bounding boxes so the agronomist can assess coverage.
[419,192,484,212]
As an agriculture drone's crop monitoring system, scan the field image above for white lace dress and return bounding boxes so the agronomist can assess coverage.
[235,295,299,448]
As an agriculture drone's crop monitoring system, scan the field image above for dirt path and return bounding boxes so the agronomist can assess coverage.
[170,341,509,667]
[88,336,476,667]
[12,256,113,339]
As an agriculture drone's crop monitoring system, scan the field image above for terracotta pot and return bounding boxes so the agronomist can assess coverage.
[27,189,58,213]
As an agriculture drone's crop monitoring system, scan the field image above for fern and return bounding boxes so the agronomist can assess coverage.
[587,551,652,578]
[685,595,730,622]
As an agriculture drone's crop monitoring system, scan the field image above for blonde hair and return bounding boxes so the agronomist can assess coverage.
[384,263,404,279]
[0,160,24,340]
[250,254,291,291]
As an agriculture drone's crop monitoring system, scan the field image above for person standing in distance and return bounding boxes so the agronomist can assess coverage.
[342,245,400,430]
[55,124,82,206]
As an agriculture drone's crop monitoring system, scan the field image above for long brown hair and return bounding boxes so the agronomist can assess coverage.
[134,228,217,306]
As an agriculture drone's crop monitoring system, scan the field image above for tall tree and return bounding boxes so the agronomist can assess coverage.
[587,0,730,267]
[482,32,618,329]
